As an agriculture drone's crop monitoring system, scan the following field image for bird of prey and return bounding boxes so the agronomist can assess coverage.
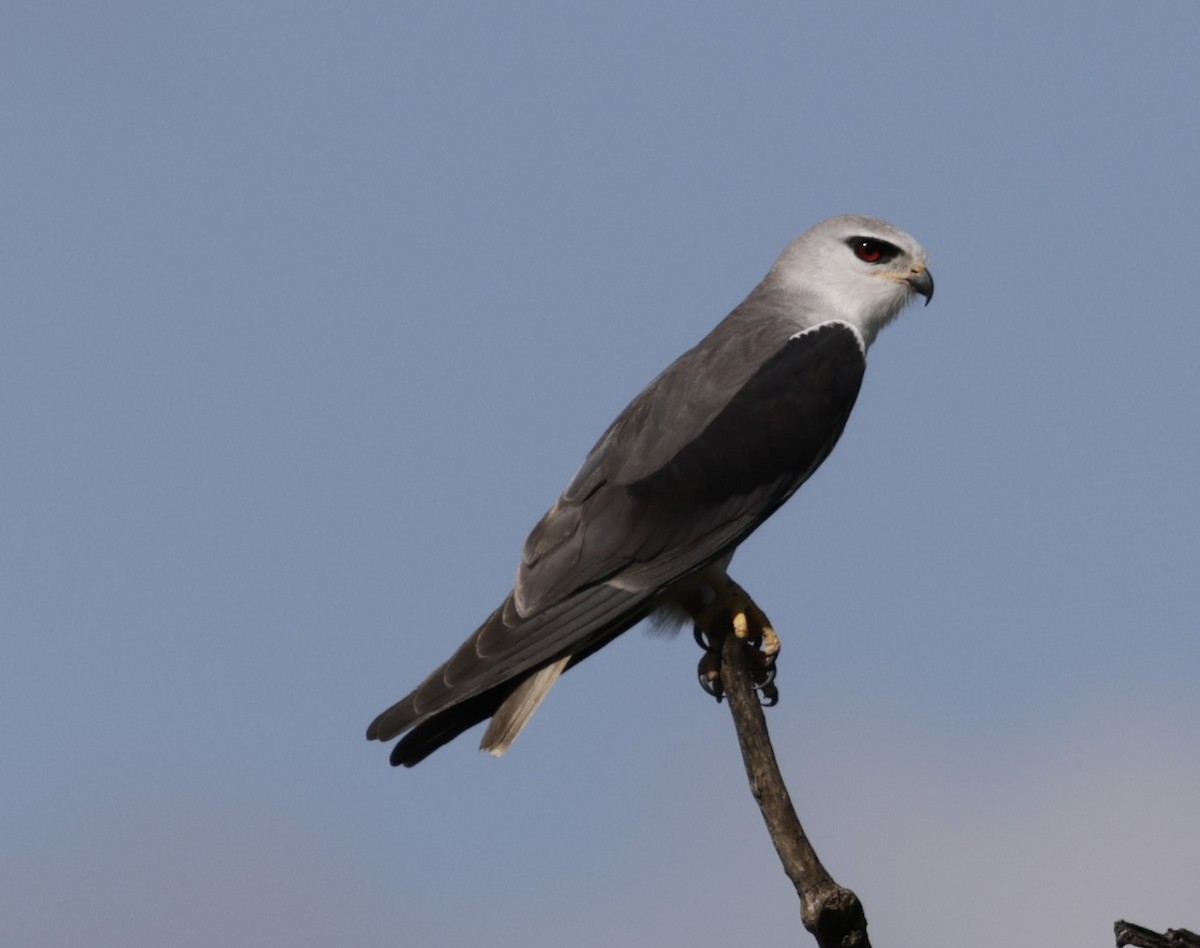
[368,215,933,767]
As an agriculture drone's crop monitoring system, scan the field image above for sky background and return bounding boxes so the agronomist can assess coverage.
[3,3,1198,946]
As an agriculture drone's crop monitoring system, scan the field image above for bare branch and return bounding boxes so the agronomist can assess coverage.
[718,626,871,948]
[1116,921,1200,948]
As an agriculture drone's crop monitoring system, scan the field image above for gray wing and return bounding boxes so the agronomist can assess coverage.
[367,319,867,765]
[516,317,868,609]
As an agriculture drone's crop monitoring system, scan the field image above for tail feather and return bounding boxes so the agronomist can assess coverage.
[369,584,651,765]
[479,656,570,757]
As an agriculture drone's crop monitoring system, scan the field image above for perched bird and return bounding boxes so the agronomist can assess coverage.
[368,215,933,767]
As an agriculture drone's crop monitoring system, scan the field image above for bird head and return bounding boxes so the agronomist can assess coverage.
[769,215,933,348]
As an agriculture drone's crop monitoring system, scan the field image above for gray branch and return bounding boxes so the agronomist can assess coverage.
[718,626,871,948]
[1115,921,1200,948]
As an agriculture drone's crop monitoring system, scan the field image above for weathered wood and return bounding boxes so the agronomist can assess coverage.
[719,625,871,948]
[1115,921,1200,948]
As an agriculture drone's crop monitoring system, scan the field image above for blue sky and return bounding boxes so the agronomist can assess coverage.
[3,4,1198,946]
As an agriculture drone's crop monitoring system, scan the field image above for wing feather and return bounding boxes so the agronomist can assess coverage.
[518,319,866,609]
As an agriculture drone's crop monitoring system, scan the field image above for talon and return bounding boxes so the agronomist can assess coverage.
[697,652,724,701]
[747,643,779,670]
[689,576,785,705]
[751,663,777,690]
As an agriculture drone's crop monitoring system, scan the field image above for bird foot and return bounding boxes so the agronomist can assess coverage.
[692,577,779,705]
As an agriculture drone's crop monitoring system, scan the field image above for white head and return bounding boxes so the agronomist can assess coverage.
[768,215,933,347]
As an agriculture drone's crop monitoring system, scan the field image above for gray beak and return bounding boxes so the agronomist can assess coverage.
[907,267,934,305]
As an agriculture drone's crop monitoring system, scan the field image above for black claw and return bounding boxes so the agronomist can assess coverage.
[694,617,780,706]
[698,670,724,701]
[752,663,777,690]
[692,623,724,654]
[753,658,778,705]
[696,651,724,701]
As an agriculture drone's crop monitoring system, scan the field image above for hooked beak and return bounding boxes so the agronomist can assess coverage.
[906,265,934,305]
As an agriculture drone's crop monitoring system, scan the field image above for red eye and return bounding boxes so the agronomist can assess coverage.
[848,237,900,265]
[855,241,882,262]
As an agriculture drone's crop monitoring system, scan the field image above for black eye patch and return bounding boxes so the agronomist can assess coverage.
[847,237,901,264]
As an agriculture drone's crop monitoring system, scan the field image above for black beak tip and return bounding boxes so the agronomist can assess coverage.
[909,269,934,306]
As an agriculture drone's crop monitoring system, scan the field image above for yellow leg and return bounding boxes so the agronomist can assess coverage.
[726,580,780,665]
[691,576,781,703]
